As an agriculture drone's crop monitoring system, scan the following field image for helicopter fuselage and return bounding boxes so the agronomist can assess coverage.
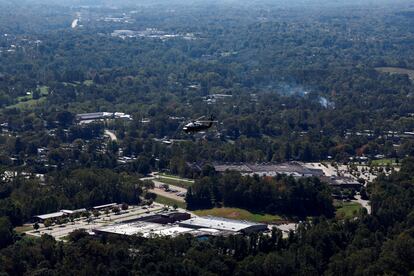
[183,121,213,133]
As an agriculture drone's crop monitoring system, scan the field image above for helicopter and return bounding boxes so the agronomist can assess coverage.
[182,115,217,133]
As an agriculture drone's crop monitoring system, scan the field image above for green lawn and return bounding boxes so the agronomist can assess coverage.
[7,97,46,110]
[38,85,49,95]
[157,177,194,189]
[370,158,398,166]
[154,194,186,209]
[83,80,94,86]
[335,201,362,219]
[14,224,34,234]
[6,86,49,110]
[194,207,282,224]
[159,173,194,182]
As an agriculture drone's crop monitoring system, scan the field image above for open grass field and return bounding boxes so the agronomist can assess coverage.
[7,86,49,110]
[159,173,194,182]
[335,201,362,219]
[7,97,46,110]
[370,158,397,166]
[155,194,187,209]
[83,80,94,86]
[157,177,193,189]
[14,225,34,234]
[194,207,282,224]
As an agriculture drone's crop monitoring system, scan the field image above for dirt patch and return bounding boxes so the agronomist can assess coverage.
[227,211,240,218]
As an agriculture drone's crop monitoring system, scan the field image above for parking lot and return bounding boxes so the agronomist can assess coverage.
[26,204,165,240]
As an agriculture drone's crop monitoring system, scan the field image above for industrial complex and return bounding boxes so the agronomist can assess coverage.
[213,162,362,190]
[94,215,268,238]
[27,204,274,241]
[76,112,132,124]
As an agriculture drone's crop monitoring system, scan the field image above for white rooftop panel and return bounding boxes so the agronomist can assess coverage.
[180,216,265,232]
[36,212,64,220]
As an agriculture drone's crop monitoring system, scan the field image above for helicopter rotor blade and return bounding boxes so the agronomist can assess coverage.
[197,120,219,123]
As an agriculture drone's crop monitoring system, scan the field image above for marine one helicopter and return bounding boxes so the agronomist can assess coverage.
[182,115,217,133]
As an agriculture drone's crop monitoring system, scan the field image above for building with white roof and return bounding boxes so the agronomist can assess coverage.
[178,216,268,234]
[93,222,196,238]
[35,212,65,222]
[93,221,230,238]
[34,208,87,222]
[93,203,118,210]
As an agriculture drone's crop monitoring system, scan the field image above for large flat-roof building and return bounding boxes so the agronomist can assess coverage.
[76,112,132,122]
[178,216,268,234]
[93,214,268,238]
[129,212,191,224]
[320,176,363,190]
[76,112,113,121]
[93,221,221,238]
[213,162,324,178]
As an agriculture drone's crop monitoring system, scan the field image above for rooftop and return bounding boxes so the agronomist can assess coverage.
[214,162,324,177]
[179,216,267,232]
[35,212,65,220]
[93,203,118,209]
[94,221,195,238]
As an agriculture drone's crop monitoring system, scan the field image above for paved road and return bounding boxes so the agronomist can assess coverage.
[141,176,187,203]
[158,175,194,183]
[353,195,371,214]
[26,204,163,240]
[152,179,187,192]
[104,129,117,141]
[149,187,186,202]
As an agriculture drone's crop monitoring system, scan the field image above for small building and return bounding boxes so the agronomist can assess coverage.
[34,211,65,223]
[76,112,113,121]
[93,203,118,210]
[61,208,87,215]
[114,112,132,120]
[322,176,362,190]
[178,216,268,234]
[33,208,88,223]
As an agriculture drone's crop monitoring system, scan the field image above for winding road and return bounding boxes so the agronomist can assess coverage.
[104,130,117,141]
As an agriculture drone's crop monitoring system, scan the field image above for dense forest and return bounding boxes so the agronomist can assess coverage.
[0,0,414,170]
[186,173,335,218]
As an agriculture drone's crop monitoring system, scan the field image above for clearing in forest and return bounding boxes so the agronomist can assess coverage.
[193,207,282,224]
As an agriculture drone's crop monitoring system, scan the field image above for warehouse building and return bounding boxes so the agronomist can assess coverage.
[178,216,268,234]
[93,215,267,238]
[93,221,234,238]
[213,162,324,178]
[76,112,132,124]
[93,221,222,238]
[76,112,113,121]
[128,212,191,224]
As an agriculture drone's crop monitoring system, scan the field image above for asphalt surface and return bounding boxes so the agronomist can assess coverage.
[26,204,164,240]
[104,129,117,141]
